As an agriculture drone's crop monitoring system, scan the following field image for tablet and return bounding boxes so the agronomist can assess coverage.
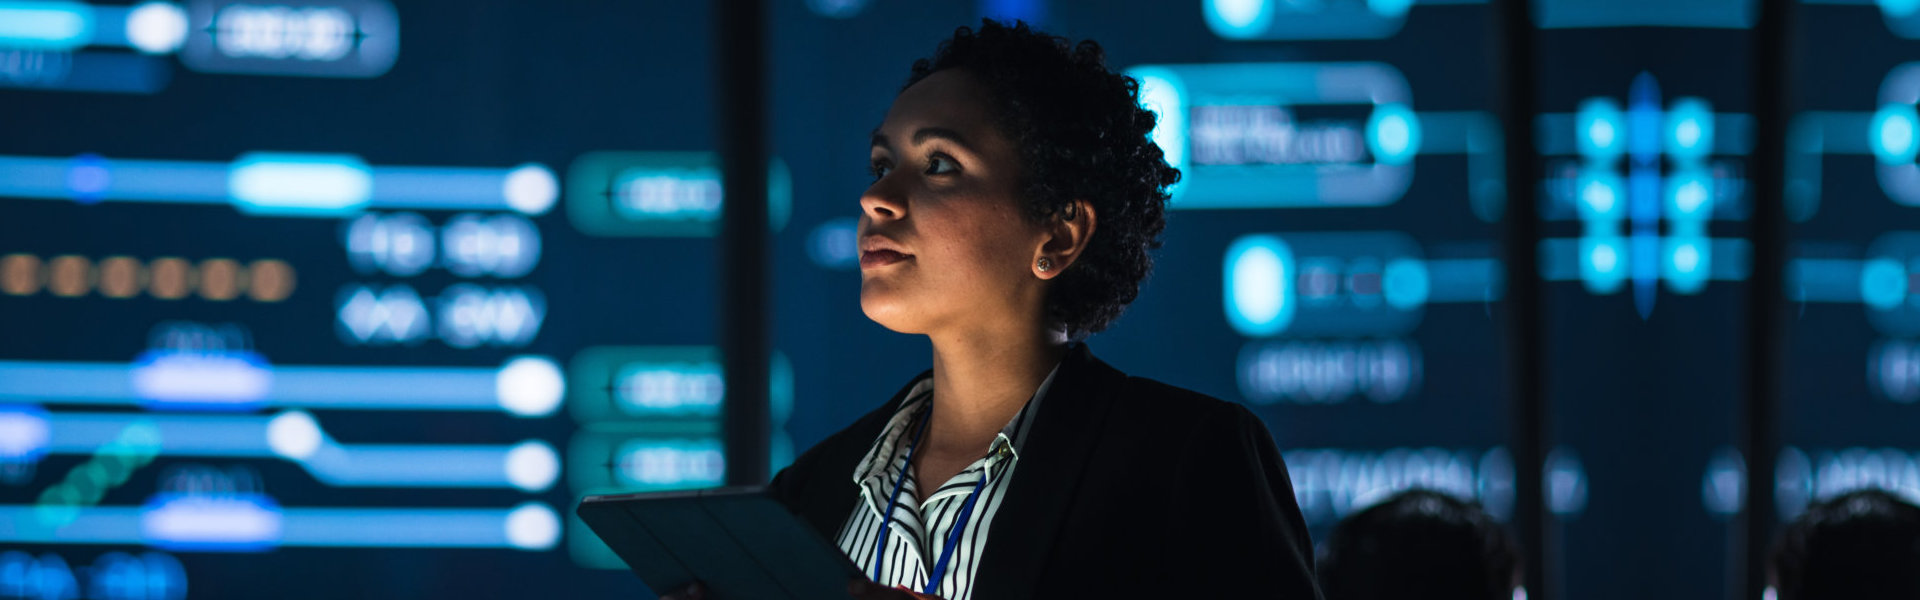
[576,486,867,599]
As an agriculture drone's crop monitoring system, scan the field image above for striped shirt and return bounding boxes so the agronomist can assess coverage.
[835,368,1057,600]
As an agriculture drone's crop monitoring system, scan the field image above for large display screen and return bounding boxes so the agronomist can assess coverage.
[0,1,1887,599]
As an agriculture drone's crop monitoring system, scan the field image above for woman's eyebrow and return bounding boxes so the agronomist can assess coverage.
[869,127,974,152]
[911,127,971,150]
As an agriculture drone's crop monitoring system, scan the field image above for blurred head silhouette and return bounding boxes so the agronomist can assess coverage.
[1318,489,1523,600]
[1768,488,1920,600]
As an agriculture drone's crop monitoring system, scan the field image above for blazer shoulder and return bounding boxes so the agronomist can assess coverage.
[1109,372,1251,429]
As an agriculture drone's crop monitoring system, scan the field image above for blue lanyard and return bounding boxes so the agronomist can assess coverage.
[870,402,996,596]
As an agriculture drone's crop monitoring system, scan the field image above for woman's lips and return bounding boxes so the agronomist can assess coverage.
[860,249,911,269]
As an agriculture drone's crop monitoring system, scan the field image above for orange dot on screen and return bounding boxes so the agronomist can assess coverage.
[148,257,192,300]
[48,255,92,297]
[198,258,241,301]
[97,256,142,299]
[0,254,40,296]
[247,259,295,302]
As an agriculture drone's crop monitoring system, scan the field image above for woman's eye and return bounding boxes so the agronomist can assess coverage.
[869,162,891,181]
[925,155,958,175]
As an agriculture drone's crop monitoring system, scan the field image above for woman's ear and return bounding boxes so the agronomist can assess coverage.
[1033,199,1096,280]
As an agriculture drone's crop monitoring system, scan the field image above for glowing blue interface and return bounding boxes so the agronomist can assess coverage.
[0,1,1880,599]
[0,0,1517,598]
[1778,0,1920,590]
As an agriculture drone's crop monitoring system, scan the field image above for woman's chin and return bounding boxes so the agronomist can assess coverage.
[859,294,928,335]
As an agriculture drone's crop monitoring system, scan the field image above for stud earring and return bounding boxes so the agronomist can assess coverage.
[1036,257,1053,273]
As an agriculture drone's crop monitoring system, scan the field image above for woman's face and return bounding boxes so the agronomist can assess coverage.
[858,69,1050,336]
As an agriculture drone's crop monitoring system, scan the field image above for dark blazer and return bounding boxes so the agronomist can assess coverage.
[769,344,1322,599]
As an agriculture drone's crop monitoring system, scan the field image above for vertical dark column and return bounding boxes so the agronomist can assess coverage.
[717,0,771,487]
[1742,0,1793,596]
[1494,0,1549,596]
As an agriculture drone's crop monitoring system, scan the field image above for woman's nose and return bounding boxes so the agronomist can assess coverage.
[860,178,907,222]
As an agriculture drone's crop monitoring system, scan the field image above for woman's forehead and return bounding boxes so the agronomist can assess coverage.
[875,70,1000,143]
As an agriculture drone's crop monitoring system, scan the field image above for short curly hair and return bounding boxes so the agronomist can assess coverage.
[904,20,1181,339]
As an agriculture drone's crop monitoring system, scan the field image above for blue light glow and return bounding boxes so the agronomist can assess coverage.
[0,153,557,216]
[178,0,400,79]
[804,0,869,18]
[1575,98,1625,162]
[0,355,562,416]
[1368,0,1415,18]
[563,152,793,237]
[0,502,561,550]
[1883,0,1920,19]
[615,438,726,489]
[0,1,94,50]
[1544,448,1588,516]
[141,494,281,552]
[1203,0,1274,39]
[1665,97,1714,161]
[1121,62,1415,209]
[1872,104,1920,165]
[38,410,557,490]
[1129,68,1188,187]
[1535,0,1754,28]
[1579,236,1628,294]
[1381,258,1430,310]
[1664,169,1713,219]
[125,2,188,54]
[0,405,50,461]
[1283,447,1515,525]
[229,152,373,216]
[1861,257,1909,310]
[1366,104,1422,165]
[1663,236,1710,295]
[1224,235,1295,337]
[1575,170,1625,220]
[980,0,1045,24]
[129,350,271,410]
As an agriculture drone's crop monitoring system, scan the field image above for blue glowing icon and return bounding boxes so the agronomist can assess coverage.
[1224,235,1295,337]
[1663,236,1710,294]
[1381,259,1430,310]
[0,405,50,462]
[1665,97,1714,162]
[1575,170,1625,221]
[1664,169,1713,219]
[1873,104,1920,165]
[1579,236,1628,294]
[1576,98,1625,162]
[1203,0,1412,40]
[0,1,94,50]
[1203,0,1275,40]
[1367,104,1422,166]
[1884,0,1920,19]
[1861,257,1909,311]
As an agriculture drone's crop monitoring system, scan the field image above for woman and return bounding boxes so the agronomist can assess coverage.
[673,20,1318,600]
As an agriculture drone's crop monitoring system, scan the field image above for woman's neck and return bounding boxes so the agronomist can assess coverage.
[922,325,1068,456]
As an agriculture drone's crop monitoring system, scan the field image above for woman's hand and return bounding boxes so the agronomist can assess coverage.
[847,579,943,600]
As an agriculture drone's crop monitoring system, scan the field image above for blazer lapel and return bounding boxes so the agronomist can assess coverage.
[969,344,1123,600]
